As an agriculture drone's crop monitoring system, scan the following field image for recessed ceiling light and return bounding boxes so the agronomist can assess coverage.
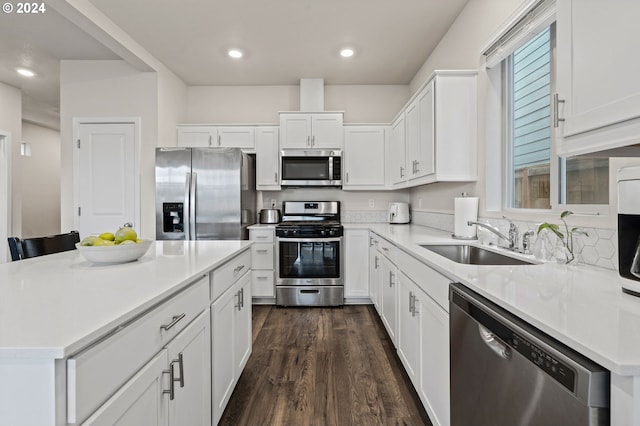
[228,49,243,59]
[16,68,35,77]
[340,48,355,58]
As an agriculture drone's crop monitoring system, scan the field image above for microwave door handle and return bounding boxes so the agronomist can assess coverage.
[631,236,640,278]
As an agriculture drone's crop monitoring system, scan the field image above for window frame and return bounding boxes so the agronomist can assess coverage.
[501,22,609,216]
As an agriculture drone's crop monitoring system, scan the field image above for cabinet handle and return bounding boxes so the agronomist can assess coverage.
[256,276,268,280]
[374,255,379,269]
[311,135,315,146]
[346,172,349,183]
[415,160,420,173]
[256,249,268,254]
[400,166,404,178]
[382,247,389,252]
[389,271,395,286]
[240,287,245,309]
[412,296,419,317]
[255,235,268,240]
[208,135,212,146]
[234,264,246,274]
[162,352,185,400]
[408,291,414,313]
[235,290,241,310]
[160,313,186,331]
[218,134,222,146]
[554,93,566,128]
[275,172,278,183]
[307,136,311,147]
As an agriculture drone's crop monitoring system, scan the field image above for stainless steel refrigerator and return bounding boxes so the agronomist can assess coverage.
[155,147,256,240]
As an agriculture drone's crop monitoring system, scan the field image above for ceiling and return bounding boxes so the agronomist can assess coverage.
[0,0,469,129]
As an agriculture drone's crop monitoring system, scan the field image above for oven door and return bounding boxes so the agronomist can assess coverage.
[276,237,343,286]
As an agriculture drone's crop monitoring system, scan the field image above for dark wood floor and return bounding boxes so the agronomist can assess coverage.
[219,305,432,426]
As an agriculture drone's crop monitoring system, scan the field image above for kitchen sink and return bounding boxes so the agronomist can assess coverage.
[420,244,537,266]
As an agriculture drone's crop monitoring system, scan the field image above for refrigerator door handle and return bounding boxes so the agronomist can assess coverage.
[190,172,197,239]
[184,172,192,240]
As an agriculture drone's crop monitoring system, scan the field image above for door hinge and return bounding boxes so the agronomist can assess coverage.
[77,139,81,149]
[78,207,81,216]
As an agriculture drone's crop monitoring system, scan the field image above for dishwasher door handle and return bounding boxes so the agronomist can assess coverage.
[478,324,511,360]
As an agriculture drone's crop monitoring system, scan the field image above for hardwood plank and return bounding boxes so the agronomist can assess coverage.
[219,305,432,426]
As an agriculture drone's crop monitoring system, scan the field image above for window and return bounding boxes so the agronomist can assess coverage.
[504,24,609,210]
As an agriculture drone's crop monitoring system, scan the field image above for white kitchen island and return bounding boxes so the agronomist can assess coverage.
[0,240,252,426]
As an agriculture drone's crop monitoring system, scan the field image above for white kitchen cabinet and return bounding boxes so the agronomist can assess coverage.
[343,126,386,189]
[556,0,640,156]
[379,246,398,346]
[419,289,450,426]
[405,81,435,181]
[344,228,370,300]
[211,271,252,425]
[389,70,477,188]
[255,126,280,190]
[176,125,255,149]
[390,114,407,186]
[250,228,276,299]
[368,233,381,309]
[279,113,344,149]
[83,310,211,426]
[397,272,421,388]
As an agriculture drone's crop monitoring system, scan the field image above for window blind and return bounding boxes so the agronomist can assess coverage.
[482,0,556,69]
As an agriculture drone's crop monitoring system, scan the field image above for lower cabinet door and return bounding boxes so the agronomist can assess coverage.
[212,282,238,424]
[380,255,398,345]
[397,273,421,387]
[82,351,169,426]
[235,273,252,374]
[419,293,450,426]
[166,310,211,426]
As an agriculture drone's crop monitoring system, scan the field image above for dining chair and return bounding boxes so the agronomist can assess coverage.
[7,230,80,261]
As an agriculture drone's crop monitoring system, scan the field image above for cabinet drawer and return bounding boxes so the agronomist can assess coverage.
[397,251,450,311]
[251,244,274,270]
[250,229,274,243]
[211,248,251,301]
[378,237,397,265]
[67,276,209,424]
[252,270,275,297]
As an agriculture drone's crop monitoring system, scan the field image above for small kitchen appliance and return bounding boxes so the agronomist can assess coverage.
[618,166,640,296]
[280,150,342,187]
[275,201,343,306]
[259,209,281,224]
[389,202,410,224]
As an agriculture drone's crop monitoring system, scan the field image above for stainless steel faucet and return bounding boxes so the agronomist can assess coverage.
[467,221,513,248]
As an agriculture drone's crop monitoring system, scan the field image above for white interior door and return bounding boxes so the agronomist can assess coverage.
[76,121,138,238]
[0,132,10,263]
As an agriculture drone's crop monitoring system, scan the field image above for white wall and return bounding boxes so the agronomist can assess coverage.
[20,122,61,237]
[408,0,533,217]
[186,85,409,124]
[60,60,158,238]
[0,82,22,237]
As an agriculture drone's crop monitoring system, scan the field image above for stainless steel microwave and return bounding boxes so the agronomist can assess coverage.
[280,150,342,187]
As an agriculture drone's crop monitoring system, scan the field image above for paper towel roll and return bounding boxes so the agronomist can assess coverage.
[453,196,479,239]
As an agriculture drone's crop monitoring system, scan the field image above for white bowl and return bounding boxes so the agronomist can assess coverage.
[76,240,153,265]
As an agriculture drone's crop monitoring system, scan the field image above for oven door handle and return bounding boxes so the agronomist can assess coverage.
[277,237,342,243]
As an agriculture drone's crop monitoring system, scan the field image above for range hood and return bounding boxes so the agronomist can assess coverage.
[300,78,324,111]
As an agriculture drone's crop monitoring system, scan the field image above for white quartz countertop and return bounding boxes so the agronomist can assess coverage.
[345,223,640,376]
[0,240,251,359]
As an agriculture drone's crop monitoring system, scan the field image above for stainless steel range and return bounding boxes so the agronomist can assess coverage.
[275,201,343,306]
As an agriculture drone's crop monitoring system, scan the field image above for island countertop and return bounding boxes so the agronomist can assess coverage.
[0,240,251,359]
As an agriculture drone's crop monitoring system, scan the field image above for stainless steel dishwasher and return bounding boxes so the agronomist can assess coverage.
[449,283,610,426]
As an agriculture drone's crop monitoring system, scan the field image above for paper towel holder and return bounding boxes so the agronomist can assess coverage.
[452,192,479,240]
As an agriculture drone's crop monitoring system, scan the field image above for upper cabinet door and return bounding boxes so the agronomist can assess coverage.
[556,0,640,156]
[390,115,407,186]
[310,114,344,149]
[255,127,280,190]
[343,126,386,189]
[415,81,435,178]
[280,114,312,149]
[177,126,216,147]
[217,127,255,149]
[279,113,344,149]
